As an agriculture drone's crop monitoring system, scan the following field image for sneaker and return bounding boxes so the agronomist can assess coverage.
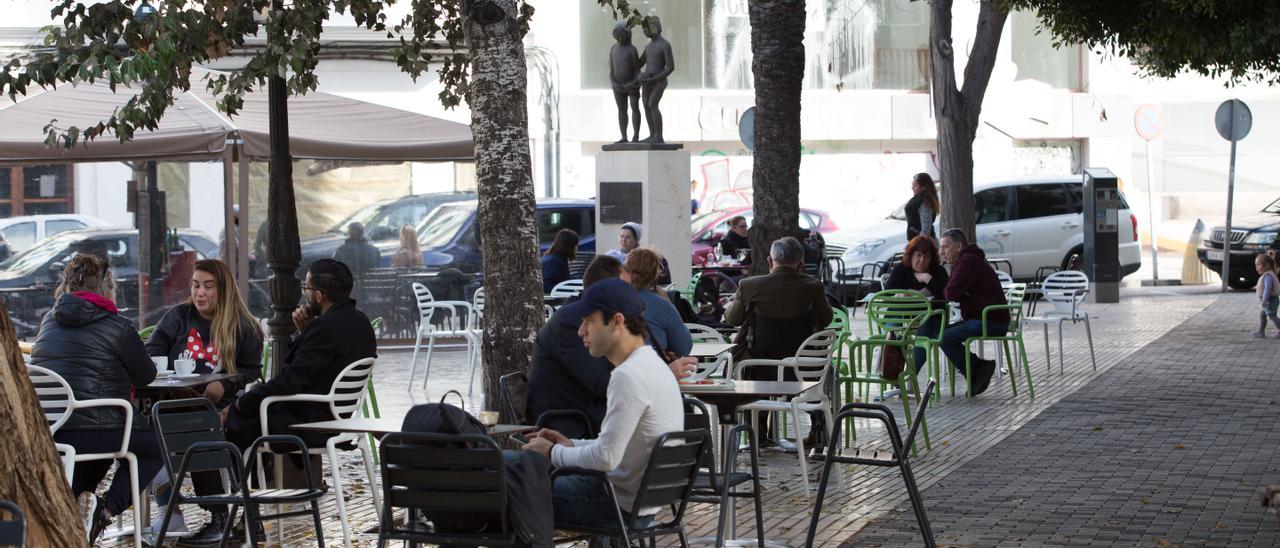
[82,495,110,545]
[176,511,230,547]
[151,506,189,535]
[78,492,97,541]
[1251,330,1265,338]
[971,360,996,397]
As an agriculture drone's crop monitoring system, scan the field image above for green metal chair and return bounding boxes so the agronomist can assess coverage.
[841,291,936,455]
[138,324,156,341]
[363,317,384,462]
[960,285,1034,399]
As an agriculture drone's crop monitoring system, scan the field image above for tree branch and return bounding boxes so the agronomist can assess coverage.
[959,0,1007,122]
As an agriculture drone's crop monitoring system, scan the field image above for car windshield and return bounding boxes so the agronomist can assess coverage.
[417,204,474,249]
[691,212,725,234]
[0,231,80,273]
[329,202,388,234]
[1265,197,1280,214]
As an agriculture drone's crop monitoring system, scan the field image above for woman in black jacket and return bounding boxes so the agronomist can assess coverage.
[905,172,939,240]
[29,254,160,543]
[884,235,949,371]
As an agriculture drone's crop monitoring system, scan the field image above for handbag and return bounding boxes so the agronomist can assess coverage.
[873,332,906,381]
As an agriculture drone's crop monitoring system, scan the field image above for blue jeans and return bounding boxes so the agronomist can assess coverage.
[913,315,943,374]
[940,320,1008,376]
[553,473,652,545]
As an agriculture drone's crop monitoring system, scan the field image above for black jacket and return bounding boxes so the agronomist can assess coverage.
[232,298,376,446]
[334,238,380,273]
[29,293,156,430]
[145,303,263,397]
[884,262,949,298]
[905,195,936,240]
[527,307,610,438]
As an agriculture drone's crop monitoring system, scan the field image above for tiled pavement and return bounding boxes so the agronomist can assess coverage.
[849,291,1280,546]
[102,285,1278,546]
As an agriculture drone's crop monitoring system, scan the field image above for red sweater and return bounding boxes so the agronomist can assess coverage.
[943,244,1009,324]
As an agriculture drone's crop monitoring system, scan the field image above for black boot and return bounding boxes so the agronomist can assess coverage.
[177,510,231,547]
[972,359,996,396]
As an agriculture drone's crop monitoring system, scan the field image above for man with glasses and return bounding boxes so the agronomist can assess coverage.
[938,228,1003,397]
[182,259,377,545]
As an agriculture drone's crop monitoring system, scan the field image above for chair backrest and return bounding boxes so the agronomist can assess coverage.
[995,269,1014,286]
[867,290,932,336]
[26,365,75,433]
[685,323,726,344]
[568,253,594,280]
[152,398,236,477]
[328,357,377,420]
[498,371,529,425]
[682,399,718,474]
[544,304,555,320]
[827,307,850,337]
[1042,270,1089,311]
[378,432,511,540]
[412,282,436,320]
[1003,282,1027,303]
[549,279,584,299]
[0,500,25,547]
[473,286,486,313]
[627,429,710,528]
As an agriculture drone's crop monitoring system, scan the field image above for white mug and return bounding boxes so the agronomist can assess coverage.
[174,359,197,376]
[151,356,168,373]
[479,411,499,427]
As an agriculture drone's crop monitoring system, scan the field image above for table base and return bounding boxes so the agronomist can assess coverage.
[689,536,793,548]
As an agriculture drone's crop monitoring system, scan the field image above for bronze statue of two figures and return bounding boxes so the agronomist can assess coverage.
[610,17,674,145]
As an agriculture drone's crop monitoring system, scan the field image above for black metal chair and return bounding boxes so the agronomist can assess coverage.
[805,380,938,548]
[498,371,596,438]
[684,399,764,548]
[552,429,711,548]
[0,501,24,547]
[151,399,327,548]
[376,432,520,547]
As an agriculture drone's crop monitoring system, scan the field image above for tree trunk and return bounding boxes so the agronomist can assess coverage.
[929,0,1006,241]
[0,301,86,547]
[747,0,806,275]
[265,0,300,377]
[463,0,543,420]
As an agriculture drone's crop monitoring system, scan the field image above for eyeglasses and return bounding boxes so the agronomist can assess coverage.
[301,284,315,292]
[733,224,747,229]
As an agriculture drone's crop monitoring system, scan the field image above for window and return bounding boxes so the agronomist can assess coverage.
[2,222,36,251]
[1067,184,1084,214]
[975,188,1010,224]
[0,165,74,216]
[46,219,86,237]
[1015,184,1074,219]
[802,212,820,230]
[1010,10,1081,90]
[538,208,590,244]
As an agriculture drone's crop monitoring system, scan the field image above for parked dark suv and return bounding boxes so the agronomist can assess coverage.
[298,191,476,274]
[1197,197,1280,289]
[374,198,597,272]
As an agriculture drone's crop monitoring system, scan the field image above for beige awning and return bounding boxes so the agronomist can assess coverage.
[0,68,473,164]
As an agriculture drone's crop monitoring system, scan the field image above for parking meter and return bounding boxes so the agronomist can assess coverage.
[1083,168,1121,303]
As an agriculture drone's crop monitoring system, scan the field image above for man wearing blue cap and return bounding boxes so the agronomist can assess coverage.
[521,278,684,532]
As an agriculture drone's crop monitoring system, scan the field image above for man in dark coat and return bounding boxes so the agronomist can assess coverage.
[333,221,381,275]
[184,258,376,545]
[939,228,1005,396]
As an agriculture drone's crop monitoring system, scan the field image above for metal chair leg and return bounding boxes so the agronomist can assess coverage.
[1083,314,1097,371]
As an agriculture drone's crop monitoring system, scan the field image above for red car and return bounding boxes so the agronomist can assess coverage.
[690,207,839,266]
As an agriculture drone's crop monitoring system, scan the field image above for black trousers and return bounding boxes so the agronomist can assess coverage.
[191,409,263,514]
[54,428,165,516]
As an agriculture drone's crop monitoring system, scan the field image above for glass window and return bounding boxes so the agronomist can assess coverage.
[538,208,590,244]
[579,209,597,238]
[0,168,10,200]
[417,204,473,249]
[23,165,69,199]
[23,202,70,215]
[1015,184,1073,219]
[801,212,819,230]
[1067,183,1083,214]
[975,188,1010,225]
[1010,10,1081,90]
[3,222,36,251]
[46,219,86,236]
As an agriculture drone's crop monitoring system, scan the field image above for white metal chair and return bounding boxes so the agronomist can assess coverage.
[1025,270,1097,373]
[734,330,839,492]
[407,282,480,394]
[549,279,584,300]
[258,357,379,548]
[995,269,1014,288]
[685,323,732,379]
[27,365,143,547]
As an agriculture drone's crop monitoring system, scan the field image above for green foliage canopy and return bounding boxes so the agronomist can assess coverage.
[1009,0,1280,85]
[0,0,533,148]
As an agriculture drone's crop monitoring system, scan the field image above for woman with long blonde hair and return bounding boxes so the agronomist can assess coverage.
[391,223,424,268]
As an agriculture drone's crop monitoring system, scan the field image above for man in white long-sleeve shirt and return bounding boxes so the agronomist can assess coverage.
[521,277,684,532]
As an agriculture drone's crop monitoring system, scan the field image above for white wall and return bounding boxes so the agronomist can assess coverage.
[74,162,133,227]
[187,161,225,236]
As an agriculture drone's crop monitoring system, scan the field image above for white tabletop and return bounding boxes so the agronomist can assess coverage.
[689,342,734,357]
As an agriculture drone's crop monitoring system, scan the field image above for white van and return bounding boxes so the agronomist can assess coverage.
[831,176,1142,280]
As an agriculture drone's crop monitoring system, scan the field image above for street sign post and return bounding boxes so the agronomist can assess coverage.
[1214,99,1252,292]
[1134,104,1166,284]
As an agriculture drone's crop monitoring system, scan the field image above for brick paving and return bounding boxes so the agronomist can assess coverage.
[850,291,1280,546]
[98,286,1271,547]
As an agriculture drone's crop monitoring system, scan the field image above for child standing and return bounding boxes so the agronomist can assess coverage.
[1251,253,1280,337]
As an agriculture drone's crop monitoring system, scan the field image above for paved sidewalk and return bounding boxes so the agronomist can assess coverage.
[850,292,1280,546]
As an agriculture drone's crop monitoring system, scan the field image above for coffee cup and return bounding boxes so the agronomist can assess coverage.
[174,359,197,376]
[479,410,499,426]
[152,356,168,374]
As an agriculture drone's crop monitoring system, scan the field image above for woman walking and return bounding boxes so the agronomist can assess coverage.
[905,172,940,240]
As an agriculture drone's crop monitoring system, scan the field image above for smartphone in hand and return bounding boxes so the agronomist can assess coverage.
[511,433,530,445]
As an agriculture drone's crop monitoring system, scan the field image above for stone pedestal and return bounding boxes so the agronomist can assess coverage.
[596,148,692,289]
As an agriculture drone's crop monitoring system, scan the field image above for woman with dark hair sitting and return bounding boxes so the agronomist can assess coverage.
[542,228,580,293]
[30,254,161,543]
[884,234,949,370]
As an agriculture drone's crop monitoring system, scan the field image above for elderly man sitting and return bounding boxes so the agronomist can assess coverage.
[939,228,1004,396]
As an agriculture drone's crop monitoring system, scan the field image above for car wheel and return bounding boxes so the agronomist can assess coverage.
[1062,246,1084,271]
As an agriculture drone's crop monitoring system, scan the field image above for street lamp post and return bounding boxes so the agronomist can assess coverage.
[264,0,301,378]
